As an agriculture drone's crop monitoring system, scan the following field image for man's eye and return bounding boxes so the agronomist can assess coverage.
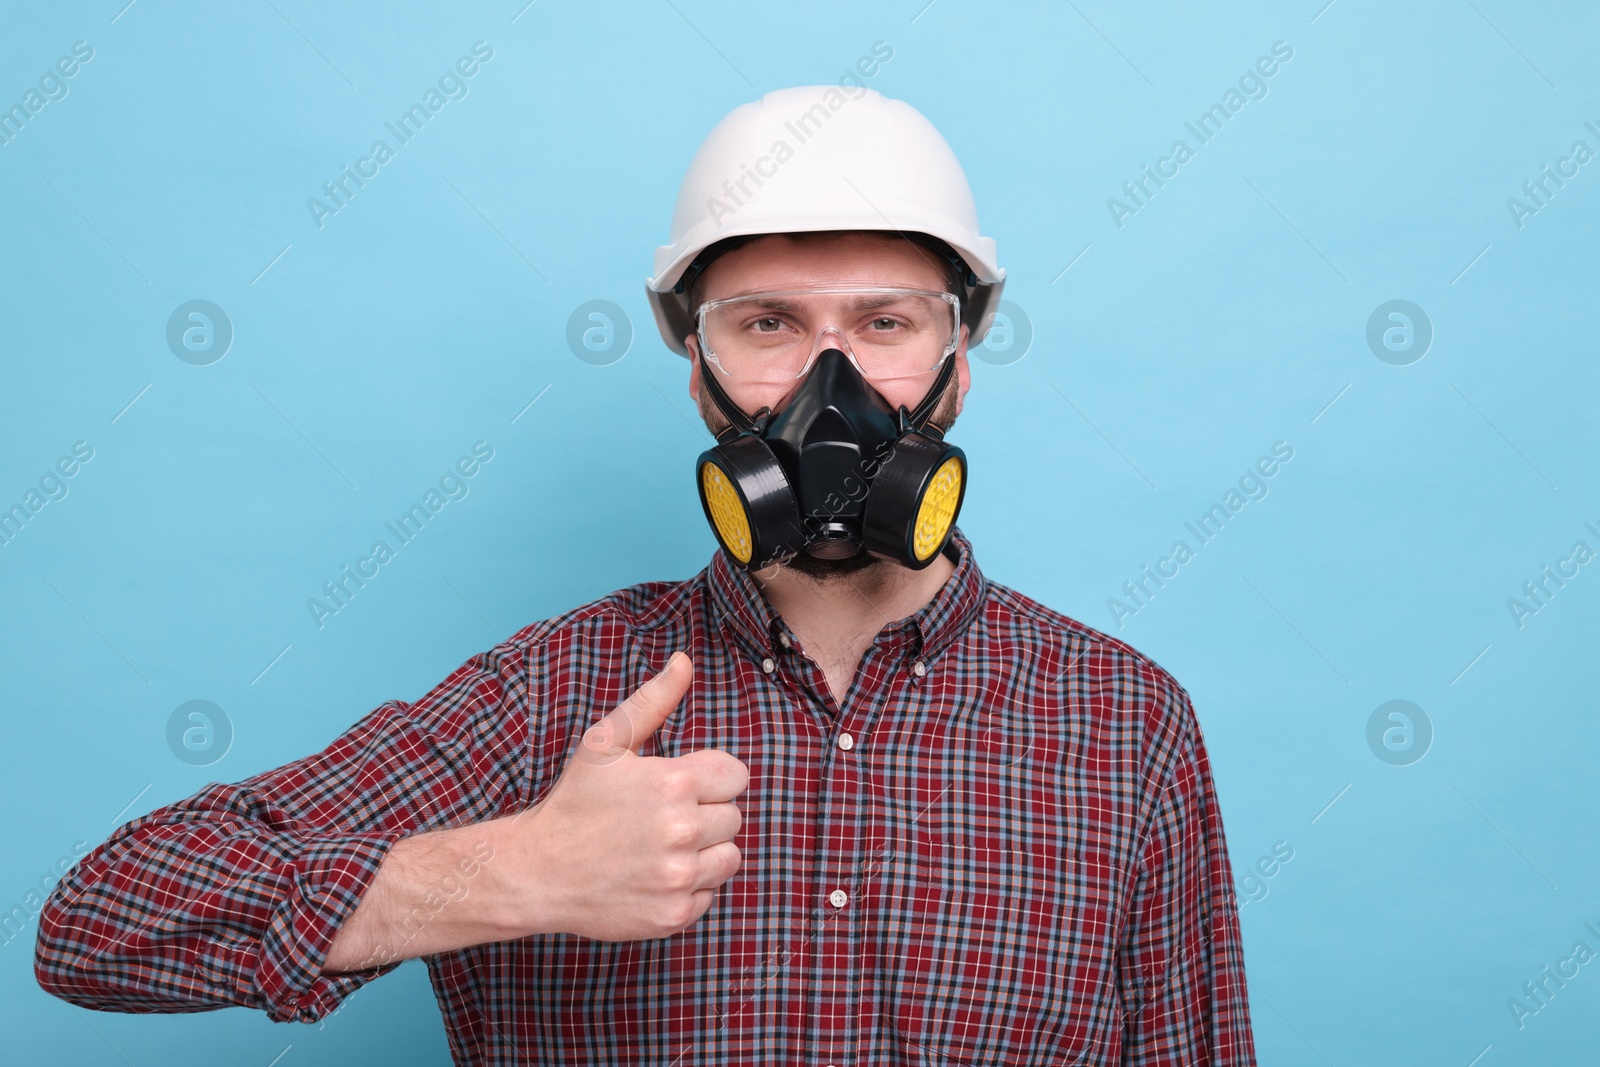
[753,317,784,333]
[870,317,902,331]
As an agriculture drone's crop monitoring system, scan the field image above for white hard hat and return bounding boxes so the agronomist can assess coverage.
[645,85,1005,358]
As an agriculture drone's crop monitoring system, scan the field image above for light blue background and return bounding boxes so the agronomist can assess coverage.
[2,0,1596,1063]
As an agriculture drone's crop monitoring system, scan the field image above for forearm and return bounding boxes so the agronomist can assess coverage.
[322,814,528,973]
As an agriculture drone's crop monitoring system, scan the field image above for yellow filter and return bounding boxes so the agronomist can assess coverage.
[912,456,963,561]
[701,461,754,563]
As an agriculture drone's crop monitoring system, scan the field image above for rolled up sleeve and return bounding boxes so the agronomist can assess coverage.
[35,639,532,1024]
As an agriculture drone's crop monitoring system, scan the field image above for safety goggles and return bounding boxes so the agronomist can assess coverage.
[695,285,961,386]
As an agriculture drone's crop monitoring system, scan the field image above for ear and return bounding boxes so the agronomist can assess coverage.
[954,326,971,418]
[685,334,701,403]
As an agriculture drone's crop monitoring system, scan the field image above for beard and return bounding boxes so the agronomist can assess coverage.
[696,367,960,583]
[775,545,882,581]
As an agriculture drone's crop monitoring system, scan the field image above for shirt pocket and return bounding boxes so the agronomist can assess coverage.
[884,840,1120,1066]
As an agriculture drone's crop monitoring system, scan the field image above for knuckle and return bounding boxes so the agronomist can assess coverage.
[658,855,696,891]
[658,766,692,798]
[665,817,701,849]
[666,897,700,931]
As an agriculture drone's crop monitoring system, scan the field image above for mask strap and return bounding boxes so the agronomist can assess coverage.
[697,353,769,440]
[901,352,958,436]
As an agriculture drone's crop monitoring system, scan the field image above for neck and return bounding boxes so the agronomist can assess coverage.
[753,550,956,663]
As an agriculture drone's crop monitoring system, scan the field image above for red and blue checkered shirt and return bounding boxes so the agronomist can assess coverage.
[36,526,1256,1064]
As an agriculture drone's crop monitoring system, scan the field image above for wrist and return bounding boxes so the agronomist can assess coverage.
[480,806,562,940]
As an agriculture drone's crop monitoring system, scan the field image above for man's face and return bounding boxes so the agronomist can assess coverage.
[684,232,971,581]
[686,232,970,430]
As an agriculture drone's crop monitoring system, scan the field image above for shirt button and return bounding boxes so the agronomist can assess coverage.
[778,631,792,649]
[837,732,854,751]
[911,660,927,677]
[828,889,848,908]
[761,657,776,674]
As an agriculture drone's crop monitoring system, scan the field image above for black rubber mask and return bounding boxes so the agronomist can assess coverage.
[695,347,967,573]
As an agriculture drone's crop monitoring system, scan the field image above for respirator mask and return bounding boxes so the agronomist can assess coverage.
[693,285,968,574]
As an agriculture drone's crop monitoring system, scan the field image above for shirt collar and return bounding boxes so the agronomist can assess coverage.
[706,525,986,664]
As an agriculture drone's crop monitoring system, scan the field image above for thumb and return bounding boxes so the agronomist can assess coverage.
[578,651,692,765]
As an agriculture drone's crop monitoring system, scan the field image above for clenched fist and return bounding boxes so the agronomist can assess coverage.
[492,651,749,941]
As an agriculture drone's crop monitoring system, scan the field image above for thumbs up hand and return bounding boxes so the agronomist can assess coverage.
[494,652,749,942]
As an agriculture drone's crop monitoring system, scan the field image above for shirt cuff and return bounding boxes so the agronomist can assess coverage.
[251,831,408,1024]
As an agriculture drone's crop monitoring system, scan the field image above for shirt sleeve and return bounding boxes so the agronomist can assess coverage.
[34,639,533,1025]
[1117,689,1256,1064]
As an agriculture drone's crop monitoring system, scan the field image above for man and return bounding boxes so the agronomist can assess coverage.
[36,86,1256,1064]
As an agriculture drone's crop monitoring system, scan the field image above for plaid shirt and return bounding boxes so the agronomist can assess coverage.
[37,526,1255,1065]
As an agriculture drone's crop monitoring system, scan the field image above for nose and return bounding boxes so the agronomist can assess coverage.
[771,343,879,418]
[804,325,862,377]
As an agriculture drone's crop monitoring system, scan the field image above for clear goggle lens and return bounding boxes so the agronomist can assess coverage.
[696,286,960,385]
